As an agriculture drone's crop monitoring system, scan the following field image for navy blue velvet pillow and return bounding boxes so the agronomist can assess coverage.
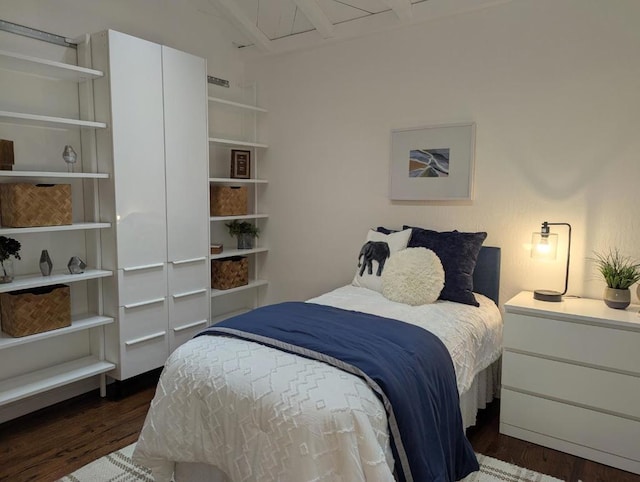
[403,226,487,307]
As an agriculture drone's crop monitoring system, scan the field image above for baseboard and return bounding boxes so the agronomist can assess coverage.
[500,422,640,475]
[106,368,162,400]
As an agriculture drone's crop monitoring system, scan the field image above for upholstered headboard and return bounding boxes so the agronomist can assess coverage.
[473,246,501,305]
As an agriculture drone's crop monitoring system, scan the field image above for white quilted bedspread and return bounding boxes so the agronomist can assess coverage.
[133,286,502,482]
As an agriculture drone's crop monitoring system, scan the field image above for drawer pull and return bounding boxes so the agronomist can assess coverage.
[125,331,166,346]
[173,319,208,333]
[123,297,165,309]
[172,257,206,265]
[123,263,164,272]
[173,288,207,299]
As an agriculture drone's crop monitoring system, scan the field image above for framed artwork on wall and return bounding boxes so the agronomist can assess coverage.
[389,123,476,201]
[230,149,251,179]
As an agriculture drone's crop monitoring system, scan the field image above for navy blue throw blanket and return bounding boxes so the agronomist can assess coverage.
[197,302,478,482]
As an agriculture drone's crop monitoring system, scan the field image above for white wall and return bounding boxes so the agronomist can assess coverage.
[246,0,640,307]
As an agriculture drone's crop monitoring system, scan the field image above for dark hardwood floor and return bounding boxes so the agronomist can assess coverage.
[1,379,638,482]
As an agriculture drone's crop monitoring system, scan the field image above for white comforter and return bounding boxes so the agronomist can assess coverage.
[133,286,502,482]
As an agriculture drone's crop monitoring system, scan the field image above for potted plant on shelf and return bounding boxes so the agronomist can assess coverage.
[592,248,640,309]
[0,235,21,283]
[225,220,260,249]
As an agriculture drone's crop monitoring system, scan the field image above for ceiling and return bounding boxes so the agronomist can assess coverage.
[191,0,510,56]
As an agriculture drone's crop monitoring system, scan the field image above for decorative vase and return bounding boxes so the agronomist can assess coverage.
[603,287,630,310]
[237,233,254,249]
[0,259,14,283]
[40,249,53,276]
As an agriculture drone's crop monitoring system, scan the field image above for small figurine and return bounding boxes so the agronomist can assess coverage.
[62,145,77,173]
[67,256,86,274]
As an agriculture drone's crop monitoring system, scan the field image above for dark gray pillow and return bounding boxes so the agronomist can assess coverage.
[403,226,487,307]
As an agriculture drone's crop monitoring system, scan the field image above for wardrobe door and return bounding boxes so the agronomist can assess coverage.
[162,46,209,262]
[109,31,167,268]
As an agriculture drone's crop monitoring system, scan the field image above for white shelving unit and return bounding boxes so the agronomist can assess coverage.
[0,171,108,179]
[0,110,107,129]
[0,49,103,82]
[208,84,269,321]
[208,137,269,149]
[0,41,114,418]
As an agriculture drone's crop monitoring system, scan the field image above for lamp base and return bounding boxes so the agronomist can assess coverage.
[533,289,563,302]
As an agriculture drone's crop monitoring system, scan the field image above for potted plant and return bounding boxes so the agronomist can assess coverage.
[0,235,21,283]
[225,220,260,249]
[592,248,640,309]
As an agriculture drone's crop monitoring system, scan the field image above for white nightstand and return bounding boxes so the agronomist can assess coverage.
[500,291,640,475]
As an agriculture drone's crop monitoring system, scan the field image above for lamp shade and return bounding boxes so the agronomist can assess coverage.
[531,231,558,260]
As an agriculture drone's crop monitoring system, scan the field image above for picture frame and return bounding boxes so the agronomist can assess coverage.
[230,149,251,179]
[389,123,476,201]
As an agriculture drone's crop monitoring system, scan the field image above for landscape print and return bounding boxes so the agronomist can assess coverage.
[408,148,450,177]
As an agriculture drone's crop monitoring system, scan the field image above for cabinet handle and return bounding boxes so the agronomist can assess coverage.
[172,257,206,265]
[123,263,164,272]
[173,288,207,299]
[123,297,165,309]
[125,331,166,346]
[173,319,208,332]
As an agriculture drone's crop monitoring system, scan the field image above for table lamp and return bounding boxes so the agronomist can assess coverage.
[531,221,572,302]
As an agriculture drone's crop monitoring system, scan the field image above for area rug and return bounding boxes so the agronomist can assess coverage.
[58,443,563,482]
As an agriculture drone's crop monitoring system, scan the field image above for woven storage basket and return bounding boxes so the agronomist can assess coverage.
[0,183,72,227]
[210,185,247,216]
[211,256,248,290]
[0,284,71,337]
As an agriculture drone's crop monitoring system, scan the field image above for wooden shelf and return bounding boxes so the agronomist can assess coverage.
[0,222,111,235]
[0,269,112,294]
[0,171,109,179]
[0,356,115,406]
[210,247,268,259]
[0,110,107,129]
[208,137,268,149]
[209,177,268,184]
[0,315,113,350]
[210,214,268,222]
[207,96,267,113]
[0,49,104,82]
[211,279,268,298]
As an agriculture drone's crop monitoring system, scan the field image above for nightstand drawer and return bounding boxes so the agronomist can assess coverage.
[502,351,640,419]
[504,312,640,373]
[501,390,640,463]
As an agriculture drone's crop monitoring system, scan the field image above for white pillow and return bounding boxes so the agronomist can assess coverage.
[381,248,445,306]
[352,229,412,293]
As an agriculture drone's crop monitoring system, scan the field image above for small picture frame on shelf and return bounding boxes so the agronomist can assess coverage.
[230,149,251,179]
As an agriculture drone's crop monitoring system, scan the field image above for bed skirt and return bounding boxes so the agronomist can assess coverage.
[172,359,501,482]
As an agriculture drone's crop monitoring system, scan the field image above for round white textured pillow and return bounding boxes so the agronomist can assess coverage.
[381,248,445,306]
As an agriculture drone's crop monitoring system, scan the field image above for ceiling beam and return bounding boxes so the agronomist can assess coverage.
[291,0,335,39]
[380,0,413,21]
[211,0,273,52]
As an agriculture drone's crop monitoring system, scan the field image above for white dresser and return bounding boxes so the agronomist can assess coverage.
[500,291,640,475]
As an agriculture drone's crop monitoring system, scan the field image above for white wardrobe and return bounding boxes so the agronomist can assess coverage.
[91,30,210,380]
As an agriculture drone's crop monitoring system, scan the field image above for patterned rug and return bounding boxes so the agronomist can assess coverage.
[58,443,563,482]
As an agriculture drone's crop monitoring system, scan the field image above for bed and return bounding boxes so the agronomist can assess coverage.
[133,243,502,482]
